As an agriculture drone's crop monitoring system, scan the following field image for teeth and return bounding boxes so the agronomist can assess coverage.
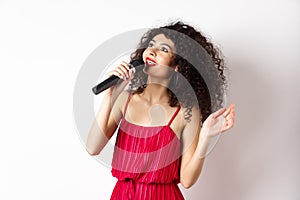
[147,60,155,64]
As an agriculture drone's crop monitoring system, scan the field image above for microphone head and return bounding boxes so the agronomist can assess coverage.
[129,57,144,68]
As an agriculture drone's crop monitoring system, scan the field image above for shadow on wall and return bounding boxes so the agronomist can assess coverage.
[181,57,271,200]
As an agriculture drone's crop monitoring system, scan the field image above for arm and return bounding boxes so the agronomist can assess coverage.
[85,89,127,155]
[180,104,235,188]
[86,61,134,155]
[179,106,206,188]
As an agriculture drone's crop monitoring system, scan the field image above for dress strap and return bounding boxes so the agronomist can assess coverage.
[167,105,181,126]
[123,92,132,117]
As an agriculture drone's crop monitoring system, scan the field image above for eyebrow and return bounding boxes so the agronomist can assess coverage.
[150,39,173,51]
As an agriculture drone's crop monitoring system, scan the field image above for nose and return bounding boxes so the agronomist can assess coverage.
[148,46,157,57]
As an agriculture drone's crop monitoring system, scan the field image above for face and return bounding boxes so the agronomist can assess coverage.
[142,34,178,79]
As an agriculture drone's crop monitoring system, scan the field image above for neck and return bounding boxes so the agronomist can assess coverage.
[141,77,172,105]
[142,73,175,105]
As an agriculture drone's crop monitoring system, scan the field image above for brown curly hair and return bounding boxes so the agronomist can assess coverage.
[128,21,228,124]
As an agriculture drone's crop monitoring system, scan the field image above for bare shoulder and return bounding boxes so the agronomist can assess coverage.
[180,105,202,132]
[169,104,201,139]
[113,90,131,116]
[179,105,203,154]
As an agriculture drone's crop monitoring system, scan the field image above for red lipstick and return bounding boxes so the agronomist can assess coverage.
[145,57,157,67]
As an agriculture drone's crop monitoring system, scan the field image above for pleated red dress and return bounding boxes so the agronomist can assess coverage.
[110,93,185,200]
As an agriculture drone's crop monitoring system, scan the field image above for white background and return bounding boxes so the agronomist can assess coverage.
[1,0,300,199]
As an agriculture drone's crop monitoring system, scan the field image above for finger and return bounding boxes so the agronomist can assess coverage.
[227,110,235,121]
[120,62,130,79]
[228,117,235,127]
[232,110,235,118]
[222,104,234,118]
[223,107,233,118]
[107,68,126,80]
[221,119,234,133]
[222,108,231,117]
[106,70,123,79]
[231,113,235,122]
[118,64,130,79]
[115,67,128,80]
[105,70,118,78]
[212,107,226,119]
[128,68,135,79]
[225,111,234,121]
[227,119,234,129]
[121,61,130,70]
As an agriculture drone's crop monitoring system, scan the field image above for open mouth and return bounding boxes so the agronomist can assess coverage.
[145,57,157,67]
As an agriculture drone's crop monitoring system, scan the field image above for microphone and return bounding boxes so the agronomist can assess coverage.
[92,58,144,95]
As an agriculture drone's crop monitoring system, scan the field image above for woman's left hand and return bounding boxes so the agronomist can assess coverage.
[201,104,235,139]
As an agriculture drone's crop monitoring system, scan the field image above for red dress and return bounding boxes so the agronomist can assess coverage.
[110,93,185,200]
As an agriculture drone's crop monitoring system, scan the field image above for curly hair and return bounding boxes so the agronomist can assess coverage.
[128,21,228,124]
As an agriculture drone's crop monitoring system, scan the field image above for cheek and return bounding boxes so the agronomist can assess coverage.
[155,54,168,65]
[142,51,147,62]
[143,48,153,54]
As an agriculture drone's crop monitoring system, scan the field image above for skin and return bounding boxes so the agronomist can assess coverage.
[86,33,236,189]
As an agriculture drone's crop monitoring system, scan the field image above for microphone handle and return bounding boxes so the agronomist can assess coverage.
[92,59,143,95]
[92,75,120,95]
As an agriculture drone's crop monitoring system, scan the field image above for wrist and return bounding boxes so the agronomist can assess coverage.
[196,132,212,160]
[199,128,212,141]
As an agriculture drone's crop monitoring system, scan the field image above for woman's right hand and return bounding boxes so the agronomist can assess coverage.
[105,61,135,95]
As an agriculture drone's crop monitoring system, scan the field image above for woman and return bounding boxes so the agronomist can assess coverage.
[86,21,235,200]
